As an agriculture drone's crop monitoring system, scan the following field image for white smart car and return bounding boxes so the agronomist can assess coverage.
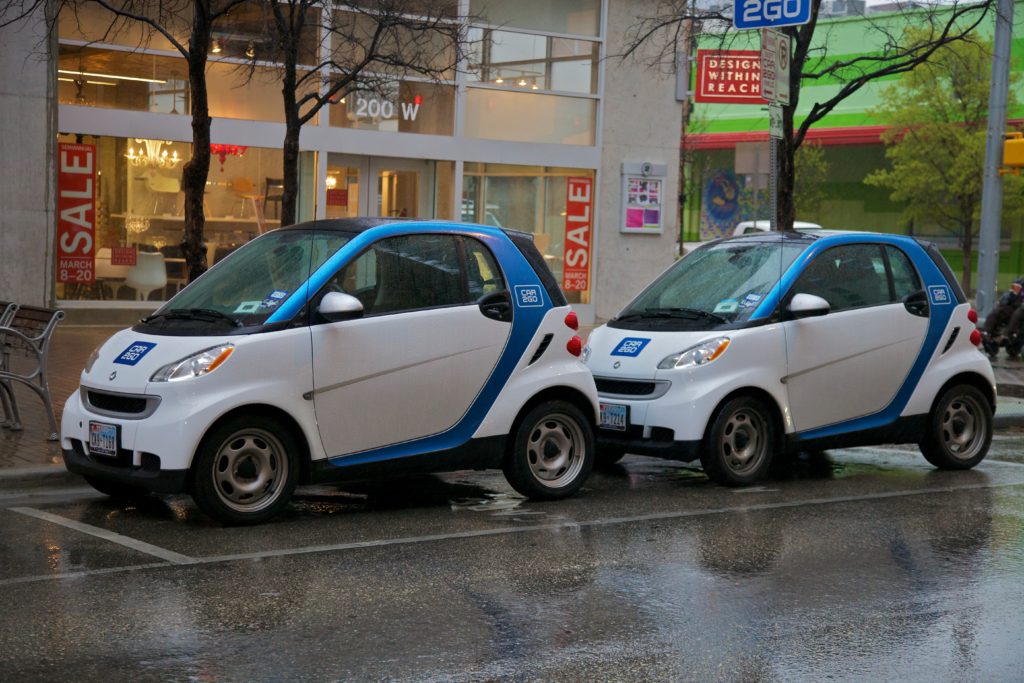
[62,218,598,524]
[585,231,995,485]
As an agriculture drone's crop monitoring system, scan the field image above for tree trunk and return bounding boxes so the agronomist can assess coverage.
[281,61,300,228]
[181,4,213,283]
[961,218,974,295]
[777,110,797,232]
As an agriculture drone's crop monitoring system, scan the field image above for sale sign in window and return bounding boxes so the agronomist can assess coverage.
[57,143,97,284]
[562,177,593,293]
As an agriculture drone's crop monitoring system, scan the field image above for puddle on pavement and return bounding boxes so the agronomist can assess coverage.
[449,491,545,518]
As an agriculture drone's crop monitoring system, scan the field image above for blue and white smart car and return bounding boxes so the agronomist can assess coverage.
[585,231,995,485]
[62,219,597,524]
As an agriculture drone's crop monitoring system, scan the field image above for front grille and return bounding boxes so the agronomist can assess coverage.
[595,378,657,396]
[87,390,147,414]
[83,388,159,418]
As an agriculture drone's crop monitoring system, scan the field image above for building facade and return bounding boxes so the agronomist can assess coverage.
[1,0,683,323]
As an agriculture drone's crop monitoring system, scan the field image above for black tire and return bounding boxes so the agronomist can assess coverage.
[503,400,595,500]
[919,385,992,470]
[699,395,775,486]
[190,415,300,525]
[84,475,150,500]
[594,448,627,468]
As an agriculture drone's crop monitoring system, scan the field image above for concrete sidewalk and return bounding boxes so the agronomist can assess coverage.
[1,324,1023,488]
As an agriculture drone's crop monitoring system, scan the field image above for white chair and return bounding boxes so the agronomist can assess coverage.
[95,247,130,299]
[143,171,182,215]
[126,252,168,301]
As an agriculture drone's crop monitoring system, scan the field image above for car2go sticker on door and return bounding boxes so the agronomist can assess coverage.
[514,285,544,308]
[928,285,952,306]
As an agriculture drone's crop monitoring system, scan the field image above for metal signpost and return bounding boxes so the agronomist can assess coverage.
[734,0,807,229]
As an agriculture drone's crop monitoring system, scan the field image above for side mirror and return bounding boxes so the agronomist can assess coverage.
[788,293,830,319]
[319,291,364,322]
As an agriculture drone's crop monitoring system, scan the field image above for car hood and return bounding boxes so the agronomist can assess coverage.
[81,327,238,393]
[584,324,729,379]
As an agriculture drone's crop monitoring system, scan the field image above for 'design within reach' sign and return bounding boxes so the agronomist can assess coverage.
[734,0,811,29]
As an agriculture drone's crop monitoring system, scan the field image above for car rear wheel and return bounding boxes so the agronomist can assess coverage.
[503,400,594,500]
[700,395,775,486]
[191,415,299,525]
[919,385,992,470]
[84,475,150,500]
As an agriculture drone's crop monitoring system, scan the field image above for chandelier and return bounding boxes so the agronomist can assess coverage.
[210,143,248,171]
[124,215,151,234]
[126,139,181,169]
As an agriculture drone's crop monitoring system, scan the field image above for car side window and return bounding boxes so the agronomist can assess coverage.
[326,234,464,316]
[794,244,891,313]
[464,237,505,300]
[885,246,921,301]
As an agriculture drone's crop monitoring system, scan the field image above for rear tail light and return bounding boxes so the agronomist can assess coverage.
[970,329,982,346]
[566,335,582,357]
[564,311,579,330]
[967,309,978,324]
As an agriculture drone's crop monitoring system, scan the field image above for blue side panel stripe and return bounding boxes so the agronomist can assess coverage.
[771,235,959,441]
[275,221,551,467]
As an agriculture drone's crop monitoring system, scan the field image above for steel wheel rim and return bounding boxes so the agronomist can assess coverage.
[720,407,768,476]
[940,394,986,461]
[526,412,586,489]
[211,428,288,513]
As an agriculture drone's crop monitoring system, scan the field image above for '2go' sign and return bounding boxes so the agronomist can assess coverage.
[733,0,810,29]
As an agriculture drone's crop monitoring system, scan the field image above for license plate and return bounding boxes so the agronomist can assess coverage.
[599,402,628,431]
[88,421,118,457]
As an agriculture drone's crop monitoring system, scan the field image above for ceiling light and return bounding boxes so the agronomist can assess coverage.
[517,79,527,87]
[494,77,504,84]
[58,77,116,86]
[246,42,256,58]
[58,69,166,84]
[211,39,222,54]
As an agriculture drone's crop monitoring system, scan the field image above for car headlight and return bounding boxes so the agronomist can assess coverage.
[83,345,102,374]
[657,337,730,370]
[150,344,234,382]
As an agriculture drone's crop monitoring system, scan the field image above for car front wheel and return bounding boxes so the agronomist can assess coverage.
[700,395,775,486]
[919,385,992,470]
[503,400,595,500]
[191,415,299,525]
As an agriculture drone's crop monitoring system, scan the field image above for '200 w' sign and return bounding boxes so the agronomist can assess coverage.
[57,143,97,284]
[734,0,810,29]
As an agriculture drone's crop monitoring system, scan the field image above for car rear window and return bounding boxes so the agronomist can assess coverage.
[505,230,568,307]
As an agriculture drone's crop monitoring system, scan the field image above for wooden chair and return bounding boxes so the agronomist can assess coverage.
[0,305,65,440]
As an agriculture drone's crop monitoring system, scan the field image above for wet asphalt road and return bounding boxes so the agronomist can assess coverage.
[2,433,1024,682]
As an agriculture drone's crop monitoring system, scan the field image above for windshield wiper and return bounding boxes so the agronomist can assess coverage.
[644,307,729,323]
[142,308,242,327]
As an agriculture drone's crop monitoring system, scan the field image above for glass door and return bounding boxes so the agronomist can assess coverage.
[325,154,367,220]
[370,157,434,219]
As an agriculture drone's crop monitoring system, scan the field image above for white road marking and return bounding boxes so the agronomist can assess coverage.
[4,479,1024,586]
[8,507,198,565]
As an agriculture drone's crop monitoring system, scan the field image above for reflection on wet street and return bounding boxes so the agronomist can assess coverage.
[2,446,1024,681]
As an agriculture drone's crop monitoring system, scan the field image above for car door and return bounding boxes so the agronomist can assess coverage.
[309,233,511,457]
[783,243,930,433]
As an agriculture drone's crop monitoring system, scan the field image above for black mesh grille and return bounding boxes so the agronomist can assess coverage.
[87,391,148,414]
[595,378,657,396]
[528,334,554,365]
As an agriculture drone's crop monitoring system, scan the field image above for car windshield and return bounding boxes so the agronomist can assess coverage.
[618,240,808,327]
[144,230,353,330]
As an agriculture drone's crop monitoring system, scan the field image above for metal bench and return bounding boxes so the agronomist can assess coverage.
[0,304,65,440]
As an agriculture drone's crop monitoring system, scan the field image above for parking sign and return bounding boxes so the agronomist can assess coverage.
[734,0,811,29]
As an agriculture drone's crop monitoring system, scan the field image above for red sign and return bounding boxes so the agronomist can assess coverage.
[694,50,764,104]
[111,247,137,266]
[326,188,349,207]
[56,143,97,283]
[562,177,593,292]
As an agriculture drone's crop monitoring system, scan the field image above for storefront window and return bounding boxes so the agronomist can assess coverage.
[464,88,595,145]
[331,10,457,80]
[462,163,595,303]
[328,81,455,135]
[56,133,286,304]
[468,28,598,94]
[470,0,601,37]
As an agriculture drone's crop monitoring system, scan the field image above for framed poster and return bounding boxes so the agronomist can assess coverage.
[621,175,664,234]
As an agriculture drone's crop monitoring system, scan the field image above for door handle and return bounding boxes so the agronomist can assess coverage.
[478,290,513,322]
[902,289,929,317]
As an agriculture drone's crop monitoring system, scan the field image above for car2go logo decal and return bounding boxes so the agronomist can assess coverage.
[514,285,544,308]
[113,341,157,366]
[611,338,651,357]
[928,285,952,306]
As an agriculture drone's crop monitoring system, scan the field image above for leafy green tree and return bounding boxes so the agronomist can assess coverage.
[794,142,829,222]
[865,33,1024,292]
